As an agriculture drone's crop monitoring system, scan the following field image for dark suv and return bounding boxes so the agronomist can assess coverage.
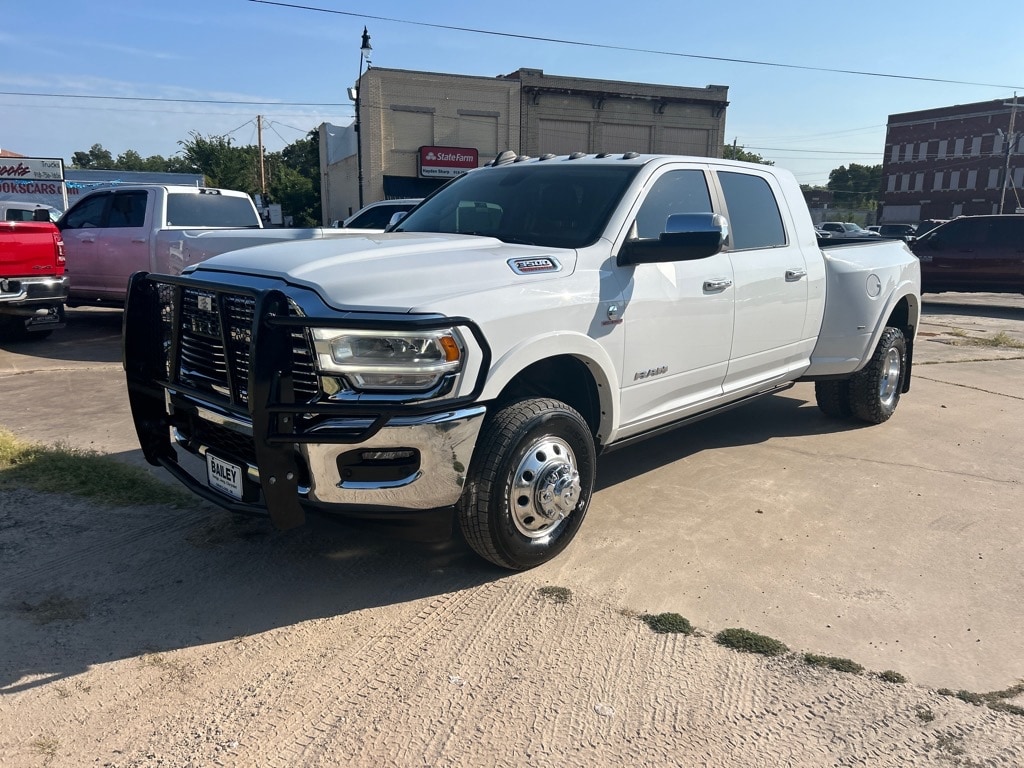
[909,215,1024,293]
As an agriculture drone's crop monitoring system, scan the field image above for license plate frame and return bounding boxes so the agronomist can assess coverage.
[206,453,244,500]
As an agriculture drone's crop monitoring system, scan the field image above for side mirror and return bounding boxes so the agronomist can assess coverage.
[618,213,728,266]
[386,211,408,229]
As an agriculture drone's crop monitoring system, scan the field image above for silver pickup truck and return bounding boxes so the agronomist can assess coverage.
[58,184,353,306]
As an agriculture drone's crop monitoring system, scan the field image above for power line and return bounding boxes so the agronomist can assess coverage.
[249,0,1024,91]
[0,90,342,107]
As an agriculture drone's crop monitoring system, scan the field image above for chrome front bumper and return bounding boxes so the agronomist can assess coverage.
[169,391,486,513]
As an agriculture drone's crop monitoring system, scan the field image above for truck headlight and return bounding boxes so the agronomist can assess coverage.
[310,328,465,391]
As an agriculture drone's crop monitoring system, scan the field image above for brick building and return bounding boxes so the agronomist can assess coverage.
[320,67,729,225]
[880,98,1023,223]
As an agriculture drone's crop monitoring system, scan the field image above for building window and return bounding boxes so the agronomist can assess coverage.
[988,169,1001,188]
[994,133,1004,154]
[902,143,912,161]
[1014,168,1024,188]
[887,175,897,192]
[950,171,961,189]
[918,142,929,161]
[900,174,910,191]
[966,170,977,189]
[971,137,982,156]
[952,203,963,216]
[933,171,944,190]
[915,173,925,192]
[890,145,899,162]
[938,140,948,159]
[954,138,965,157]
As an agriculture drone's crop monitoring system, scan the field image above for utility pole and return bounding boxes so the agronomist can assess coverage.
[1000,93,1017,214]
[355,27,372,210]
[257,115,267,201]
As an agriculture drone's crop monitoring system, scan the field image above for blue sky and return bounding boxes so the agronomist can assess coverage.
[2,0,1022,187]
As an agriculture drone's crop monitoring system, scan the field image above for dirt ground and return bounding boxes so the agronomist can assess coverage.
[2,296,1024,766]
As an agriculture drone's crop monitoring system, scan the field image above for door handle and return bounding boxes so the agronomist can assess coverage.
[131,238,147,243]
[703,278,733,292]
[785,268,807,281]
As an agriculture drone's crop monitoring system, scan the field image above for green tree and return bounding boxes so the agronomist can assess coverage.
[269,131,321,226]
[723,144,774,165]
[70,143,114,169]
[176,132,261,192]
[827,164,883,207]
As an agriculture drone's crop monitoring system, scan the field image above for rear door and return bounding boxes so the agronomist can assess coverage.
[714,168,815,393]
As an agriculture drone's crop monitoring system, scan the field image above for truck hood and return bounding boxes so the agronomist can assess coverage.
[188,232,575,312]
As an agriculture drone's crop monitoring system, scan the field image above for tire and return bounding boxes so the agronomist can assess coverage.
[814,380,852,419]
[848,326,906,424]
[457,398,596,570]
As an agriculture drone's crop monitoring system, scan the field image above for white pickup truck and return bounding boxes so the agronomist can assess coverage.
[124,152,920,570]
[57,184,351,306]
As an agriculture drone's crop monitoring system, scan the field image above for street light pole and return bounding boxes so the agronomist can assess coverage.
[1000,92,1018,215]
[355,27,372,210]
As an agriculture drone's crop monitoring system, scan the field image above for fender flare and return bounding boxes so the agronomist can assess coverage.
[481,331,621,444]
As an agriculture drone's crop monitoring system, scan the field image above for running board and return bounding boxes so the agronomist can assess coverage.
[602,382,795,454]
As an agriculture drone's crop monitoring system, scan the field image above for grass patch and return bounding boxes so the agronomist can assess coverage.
[714,628,788,657]
[640,612,695,635]
[946,329,1024,349]
[803,653,864,674]
[0,428,195,508]
[915,706,935,723]
[938,684,1024,717]
[30,736,59,758]
[141,652,195,684]
[537,586,572,604]
[879,669,907,684]
[19,594,88,625]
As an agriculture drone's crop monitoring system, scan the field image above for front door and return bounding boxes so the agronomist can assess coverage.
[616,166,736,434]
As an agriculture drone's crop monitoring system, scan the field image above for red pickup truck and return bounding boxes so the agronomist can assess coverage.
[0,215,69,340]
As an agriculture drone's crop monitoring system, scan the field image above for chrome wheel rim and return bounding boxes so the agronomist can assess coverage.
[879,347,902,408]
[509,436,581,539]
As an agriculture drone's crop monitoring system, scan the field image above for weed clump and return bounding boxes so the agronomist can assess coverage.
[714,628,788,657]
[640,613,694,635]
[803,653,864,674]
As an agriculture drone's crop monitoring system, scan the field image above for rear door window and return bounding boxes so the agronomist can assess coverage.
[717,172,787,250]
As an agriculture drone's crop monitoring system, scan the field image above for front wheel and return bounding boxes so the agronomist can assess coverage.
[457,398,596,570]
[848,326,906,424]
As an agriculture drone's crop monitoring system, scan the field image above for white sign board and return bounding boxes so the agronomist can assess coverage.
[0,157,68,211]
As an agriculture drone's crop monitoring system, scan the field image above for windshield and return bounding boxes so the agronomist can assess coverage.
[843,223,866,232]
[393,163,641,248]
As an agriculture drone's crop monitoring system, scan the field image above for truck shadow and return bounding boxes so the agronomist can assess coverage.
[0,486,493,696]
[596,388,858,491]
[921,296,1024,321]
[0,307,123,364]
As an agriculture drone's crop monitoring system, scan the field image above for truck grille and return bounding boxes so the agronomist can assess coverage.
[157,284,319,408]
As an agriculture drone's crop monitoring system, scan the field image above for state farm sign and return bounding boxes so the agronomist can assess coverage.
[419,146,478,178]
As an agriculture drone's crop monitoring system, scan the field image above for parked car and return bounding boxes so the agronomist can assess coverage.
[124,151,920,570]
[914,219,949,237]
[0,202,61,223]
[332,198,421,231]
[0,216,68,339]
[877,223,918,241]
[818,221,880,238]
[908,214,1024,293]
[57,185,355,306]
[867,225,881,233]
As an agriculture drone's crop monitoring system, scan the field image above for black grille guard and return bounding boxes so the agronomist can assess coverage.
[122,271,491,530]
